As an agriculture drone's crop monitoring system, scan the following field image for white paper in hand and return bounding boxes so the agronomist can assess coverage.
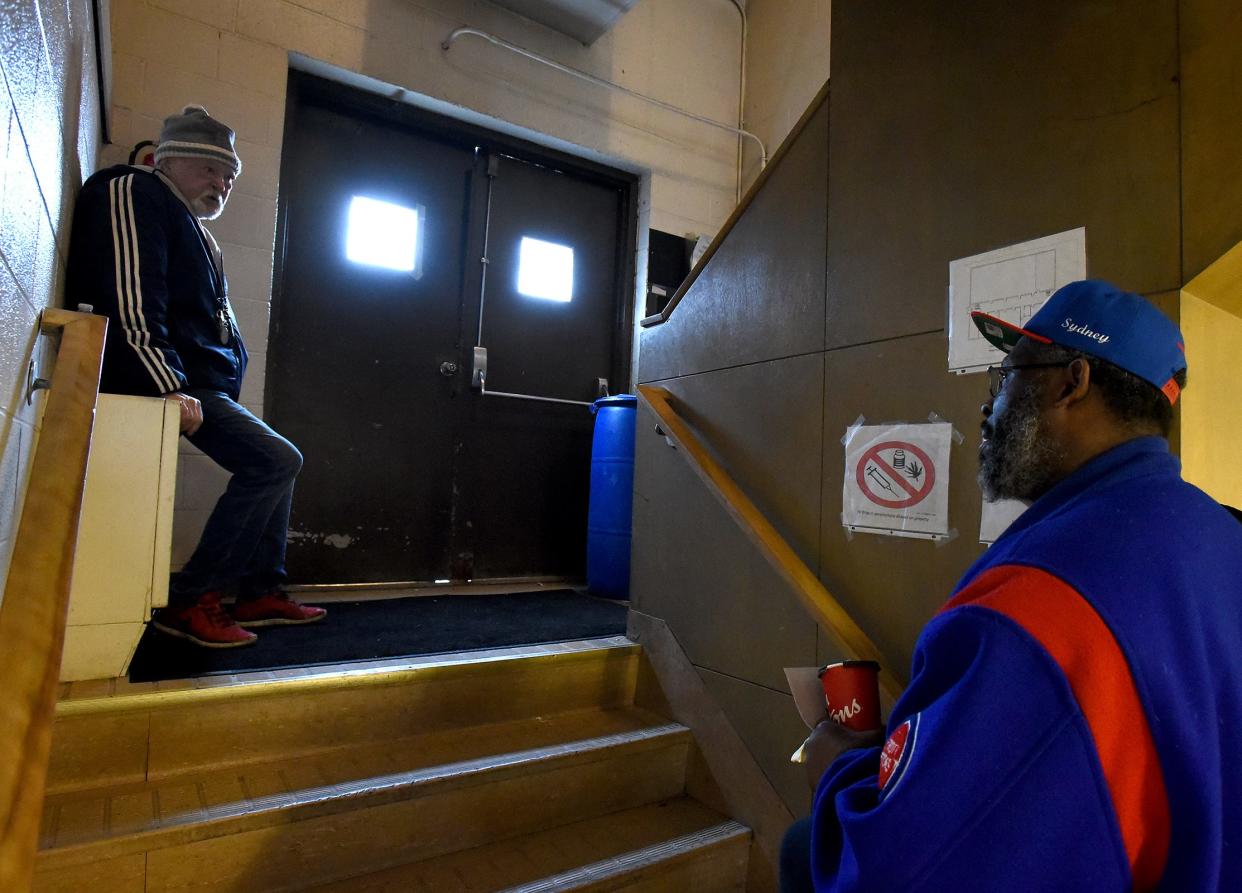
[785,666,829,763]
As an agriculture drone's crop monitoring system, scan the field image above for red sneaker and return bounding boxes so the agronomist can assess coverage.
[231,591,327,627]
[152,593,258,648]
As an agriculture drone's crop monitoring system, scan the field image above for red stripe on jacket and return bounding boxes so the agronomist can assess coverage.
[943,564,1170,889]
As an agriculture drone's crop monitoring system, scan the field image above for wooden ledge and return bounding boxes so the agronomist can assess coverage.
[40,307,102,334]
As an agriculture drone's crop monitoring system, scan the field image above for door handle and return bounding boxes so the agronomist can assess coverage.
[439,361,459,377]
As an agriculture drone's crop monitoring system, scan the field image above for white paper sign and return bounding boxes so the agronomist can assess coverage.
[947,228,1086,374]
[843,422,952,538]
[980,498,1027,544]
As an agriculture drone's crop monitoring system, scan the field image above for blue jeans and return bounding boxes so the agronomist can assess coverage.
[780,816,815,893]
[170,391,302,604]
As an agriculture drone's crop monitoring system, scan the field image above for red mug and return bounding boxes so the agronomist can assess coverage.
[818,660,882,731]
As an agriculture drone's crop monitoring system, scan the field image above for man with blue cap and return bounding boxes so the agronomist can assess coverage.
[783,280,1242,890]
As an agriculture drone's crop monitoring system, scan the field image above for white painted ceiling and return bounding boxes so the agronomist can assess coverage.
[484,0,639,45]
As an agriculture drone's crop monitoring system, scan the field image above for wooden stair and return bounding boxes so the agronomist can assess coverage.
[35,637,752,892]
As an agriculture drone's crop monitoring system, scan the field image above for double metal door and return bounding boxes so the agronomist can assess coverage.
[268,76,632,584]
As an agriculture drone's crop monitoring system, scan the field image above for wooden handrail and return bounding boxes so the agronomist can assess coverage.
[639,385,904,702]
[0,308,106,891]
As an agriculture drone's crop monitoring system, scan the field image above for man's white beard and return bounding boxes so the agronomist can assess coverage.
[192,195,225,220]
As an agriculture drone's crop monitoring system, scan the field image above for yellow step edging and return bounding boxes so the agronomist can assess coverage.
[55,638,638,718]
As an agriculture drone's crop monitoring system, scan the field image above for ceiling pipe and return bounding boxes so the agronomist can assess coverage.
[441,26,768,175]
[723,0,747,203]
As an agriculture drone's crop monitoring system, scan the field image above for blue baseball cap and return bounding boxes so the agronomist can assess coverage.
[971,279,1187,404]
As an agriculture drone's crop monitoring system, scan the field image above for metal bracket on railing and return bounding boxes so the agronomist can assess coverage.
[26,361,50,406]
[30,306,96,404]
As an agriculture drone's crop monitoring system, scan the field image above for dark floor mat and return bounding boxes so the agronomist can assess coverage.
[127,589,627,683]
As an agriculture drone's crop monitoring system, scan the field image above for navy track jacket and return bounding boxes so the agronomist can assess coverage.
[811,437,1242,891]
[66,165,247,400]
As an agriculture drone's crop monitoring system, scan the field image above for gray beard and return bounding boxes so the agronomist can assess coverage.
[191,196,225,220]
[978,382,1066,503]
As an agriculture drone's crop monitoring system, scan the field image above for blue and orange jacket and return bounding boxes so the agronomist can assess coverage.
[66,165,247,400]
[811,437,1242,890]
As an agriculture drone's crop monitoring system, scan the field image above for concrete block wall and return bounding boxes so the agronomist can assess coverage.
[741,0,830,187]
[103,0,746,569]
[0,0,102,601]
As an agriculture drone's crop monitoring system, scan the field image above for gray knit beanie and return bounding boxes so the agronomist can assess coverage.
[155,105,242,176]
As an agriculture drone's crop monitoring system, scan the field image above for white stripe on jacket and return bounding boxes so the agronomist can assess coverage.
[109,174,180,393]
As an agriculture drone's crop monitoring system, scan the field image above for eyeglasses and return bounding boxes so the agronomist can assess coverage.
[986,362,1072,398]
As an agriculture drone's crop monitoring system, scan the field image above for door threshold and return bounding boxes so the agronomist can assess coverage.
[286,578,585,604]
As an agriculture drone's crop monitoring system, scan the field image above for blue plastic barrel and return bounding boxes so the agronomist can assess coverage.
[587,394,638,599]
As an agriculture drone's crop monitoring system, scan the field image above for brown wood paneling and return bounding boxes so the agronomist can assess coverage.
[1179,0,1242,280]
[817,332,992,676]
[698,667,812,817]
[640,383,902,701]
[630,398,819,694]
[624,2,1225,857]
[639,99,828,382]
[654,355,826,565]
[826,0,1181,350]
[629,612,789,893]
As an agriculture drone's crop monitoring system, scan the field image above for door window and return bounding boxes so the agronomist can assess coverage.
[345,195,424,276]
[516,236,574,302]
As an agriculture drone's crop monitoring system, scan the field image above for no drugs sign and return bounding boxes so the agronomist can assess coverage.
[842,422,953,538]
[856,441,936,509]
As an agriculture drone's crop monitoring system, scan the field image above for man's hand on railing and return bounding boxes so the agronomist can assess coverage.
[169,391,203,436]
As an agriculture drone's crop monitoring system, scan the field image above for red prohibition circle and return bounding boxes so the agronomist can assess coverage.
[855,440,936,509]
